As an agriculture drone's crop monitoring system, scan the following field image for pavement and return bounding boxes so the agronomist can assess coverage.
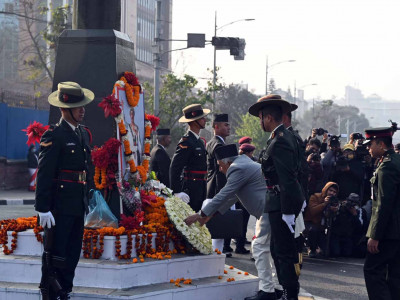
[0,189,36,205]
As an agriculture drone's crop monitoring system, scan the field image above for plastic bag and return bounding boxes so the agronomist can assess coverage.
[84,189,118,228]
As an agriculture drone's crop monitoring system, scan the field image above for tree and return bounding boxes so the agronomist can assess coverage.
[235,113,269,155]
[0,1,70,96]
[143,73,213,148]
[296,100,370,140]
[215,83,259,136]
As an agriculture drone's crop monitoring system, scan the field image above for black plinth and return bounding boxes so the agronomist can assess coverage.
[49,29,135,219]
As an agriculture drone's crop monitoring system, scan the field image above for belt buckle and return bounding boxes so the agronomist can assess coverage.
[79,171,86,182]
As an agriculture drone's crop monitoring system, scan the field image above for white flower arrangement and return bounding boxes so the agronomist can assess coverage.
[164,196,213,254]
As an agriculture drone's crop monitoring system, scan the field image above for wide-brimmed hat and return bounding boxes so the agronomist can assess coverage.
[178,104,211,123]
[48,82,95,108]
[248,94,292,117]
[290,103,298,111]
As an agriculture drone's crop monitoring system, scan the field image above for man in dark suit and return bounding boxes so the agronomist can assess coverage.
[170,104,210,212]
[363,126,400,300]
[248,94,305,300]
[35,82,94,300]
[150,128,171,186]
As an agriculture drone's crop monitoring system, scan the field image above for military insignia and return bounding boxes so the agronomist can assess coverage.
[195,147,202,150]
[179,144,188,149]
[66,142,76,146]
[271,132,275,139]
[279,132,284,137]
[40,142,52,147]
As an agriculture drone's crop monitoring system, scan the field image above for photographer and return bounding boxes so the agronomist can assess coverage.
[304,182,339,258]
[321,135,342,184]
[306,151,323,197]
[306,128,328,154]
[395,143,400,154]
[331,144,364,200]
[329,193,364,257]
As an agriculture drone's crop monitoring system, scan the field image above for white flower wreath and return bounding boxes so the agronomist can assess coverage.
[164,196,213,254]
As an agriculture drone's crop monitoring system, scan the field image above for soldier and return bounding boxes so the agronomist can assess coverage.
[150,128,171,186]
[35,82,94,299]
[363,127,400,300]
[248,94,305,300]
[169,104,210,212]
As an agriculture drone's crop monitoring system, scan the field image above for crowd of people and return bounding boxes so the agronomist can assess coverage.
[150,97,400,300]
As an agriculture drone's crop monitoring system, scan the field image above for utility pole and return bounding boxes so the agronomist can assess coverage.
[212,11,217,110]
[338,115,341,135]
[346,119,350,142]
[153,0,161,116]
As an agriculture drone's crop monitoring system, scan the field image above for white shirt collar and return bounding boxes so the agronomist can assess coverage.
[215,135,225,144]
[64,119,77,131]
[189,130,200,140]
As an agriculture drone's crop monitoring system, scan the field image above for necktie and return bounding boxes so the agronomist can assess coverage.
[75,127,82,143]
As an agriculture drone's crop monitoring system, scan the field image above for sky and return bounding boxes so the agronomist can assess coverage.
[171,0,400,101]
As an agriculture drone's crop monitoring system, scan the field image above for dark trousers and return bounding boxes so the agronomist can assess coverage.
[235,202,250,248]
[269,211,299,294]
[364,239,400,300]
[330,234,353,257]
[40,214,84,293]
[186,181,206,212]
[305,222,326,253]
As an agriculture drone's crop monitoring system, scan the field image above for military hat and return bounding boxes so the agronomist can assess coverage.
[238,136,252,145]
[156,128,170,136]
[363,127,393,145]
[178,104,211,123]
[215,144,238,160]
[48,82,94,108]
[290,103,298,112]
[239,143,255,153]
[213,113,229,123]
[248,94,292,117]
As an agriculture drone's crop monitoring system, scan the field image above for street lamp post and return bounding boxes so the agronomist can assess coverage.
[265,57,296,94]
[212,12,255,106]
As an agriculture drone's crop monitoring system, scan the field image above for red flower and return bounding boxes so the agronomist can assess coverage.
[22,121,50,146]
[124,72,140,86]
[145,114,160,131]
[98,95,122,118]
[140,190,157,206]
[63,94,69,102]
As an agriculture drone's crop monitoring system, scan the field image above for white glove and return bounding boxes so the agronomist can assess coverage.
[301,201,307,212]
[175,192,190,204]
[282,214,295,233]
[38,211,55,228]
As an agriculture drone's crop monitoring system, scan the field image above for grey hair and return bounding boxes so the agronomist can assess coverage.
[220,156,238,164]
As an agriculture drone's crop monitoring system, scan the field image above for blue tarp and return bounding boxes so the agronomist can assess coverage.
[0,103,48,159]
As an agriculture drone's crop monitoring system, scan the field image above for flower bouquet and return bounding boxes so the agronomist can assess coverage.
[164,197,213,255]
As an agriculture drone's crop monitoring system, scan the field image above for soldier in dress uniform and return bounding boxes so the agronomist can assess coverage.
[169,104,210,212]
[363,126,400,300]
[150,128,171,186]
[248,94,305,300]
[35,82,94,299]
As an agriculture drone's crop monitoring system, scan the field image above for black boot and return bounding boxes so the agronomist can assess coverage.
[244,290,277,300]
[40,288,50,300]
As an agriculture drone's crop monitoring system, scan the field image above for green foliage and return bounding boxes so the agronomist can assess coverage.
[216,84,259,135]
[235,113,269,154]
[41,4,70,51]
[143,73,213,147]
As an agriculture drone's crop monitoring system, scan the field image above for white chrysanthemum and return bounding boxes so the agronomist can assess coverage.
[164,196,212,254]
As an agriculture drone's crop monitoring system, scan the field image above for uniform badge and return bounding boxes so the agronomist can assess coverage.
[279,132,284,137]
[67,142,76,146]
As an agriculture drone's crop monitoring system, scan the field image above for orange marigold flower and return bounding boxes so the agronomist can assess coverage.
[218,276,222,279]
[132,258,138,263]
[224,270,228,274]
[237,272,242,274]
[244,272,249,275]
[229,266,234,269]
[170,279,174,283]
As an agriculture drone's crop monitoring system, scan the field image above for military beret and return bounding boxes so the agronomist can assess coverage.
[239,143,255,153]
[238,136,252,145]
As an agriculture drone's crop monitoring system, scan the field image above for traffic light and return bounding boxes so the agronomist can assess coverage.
[234,39,246,60]
[212,37,231,50]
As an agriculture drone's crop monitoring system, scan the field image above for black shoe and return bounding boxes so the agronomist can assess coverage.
[250,256,255,261]
[224,252,232,258]
[245,240,251,245]
[223,246,233,253]
[245,290,277,300]
[281,289,298,300]
[235,247,250,254]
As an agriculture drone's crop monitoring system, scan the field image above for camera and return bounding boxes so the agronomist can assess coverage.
[327,195,339,207]
[355,144,369,159]
[309,152,321,162]
[314,128,328,136]
[351,132,364,141]
[328,135,341,148]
